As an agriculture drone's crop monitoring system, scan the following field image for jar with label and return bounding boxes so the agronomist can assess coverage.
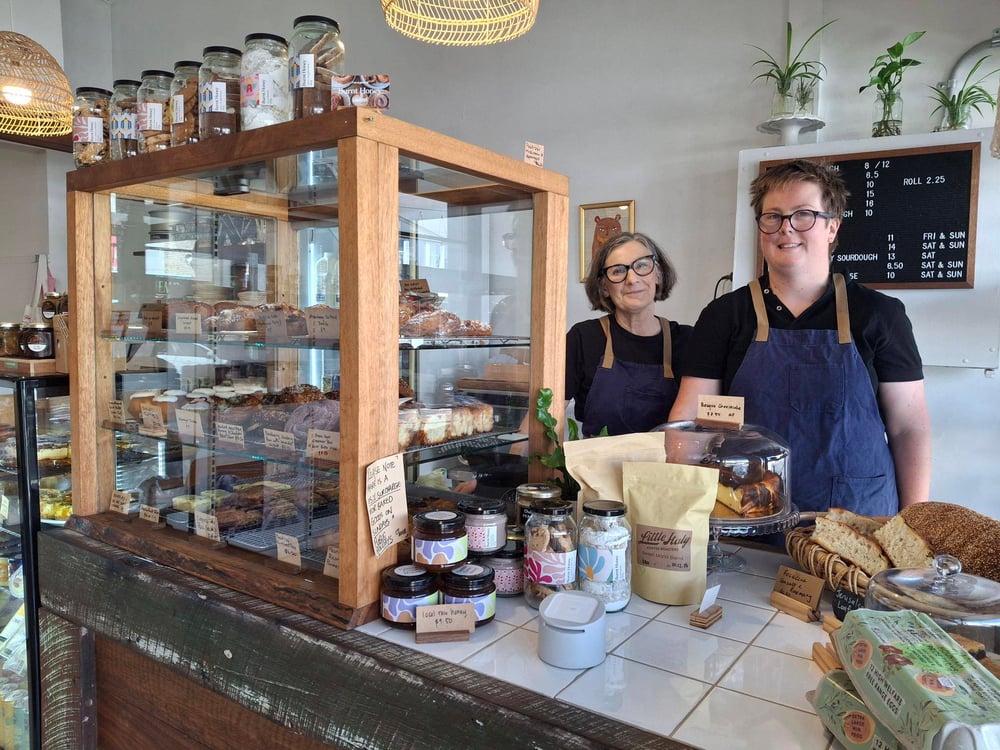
[170,60,201,146]
[578,500,632,612]
[411,509,467,572]
[199,46,242,139]
[41,292,65,320]
[441,563,496,626]
[524,500,577,608]
[72,86,111,167]
[137,69,174,153]
[241,33,290,130]
[456,497,506,553]
[288,15,346,119]
[380,564,439,629]
[478,539,524,597]
[109,78,140,160]
[0,323,20,357]
[19,322,53,359]
[515,482,561,530]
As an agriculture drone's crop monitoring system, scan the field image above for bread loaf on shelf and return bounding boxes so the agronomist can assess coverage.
[900,502,1000,582]
[811,517,891,577]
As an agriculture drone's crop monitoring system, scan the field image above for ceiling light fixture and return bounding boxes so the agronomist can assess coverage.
[381,0,539,46]
[0,29,73,137]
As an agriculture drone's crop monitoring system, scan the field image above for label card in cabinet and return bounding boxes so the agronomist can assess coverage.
[306,429,339,461]
[263,428,296,453]
[399,278,430,294]
[323,544,340,578]
[109,310,131,336]
[365,453,408,558]
[256,310,288,341]
[194,511,220,541]
[110,490,132,515]
[695,395,744,430]
[175,409,205,440]
[174,313,202,335]
[306,307,339,340]
[275,532,302,567]
[414,604,475,643]
[108,399,125,425]
[215,422,245,448]
[0,495,8,521]
[139,505,161,523]
[523,140,545,167]
[139,303,164,336]
[138,405,167,437]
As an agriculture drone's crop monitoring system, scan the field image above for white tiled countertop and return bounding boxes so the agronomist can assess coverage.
[358,544,838,750]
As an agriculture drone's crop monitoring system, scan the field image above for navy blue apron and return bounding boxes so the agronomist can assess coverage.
[729,274,898,515]
[582,316,678,436]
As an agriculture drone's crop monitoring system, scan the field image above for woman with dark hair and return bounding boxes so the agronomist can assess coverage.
[566,232,692,436]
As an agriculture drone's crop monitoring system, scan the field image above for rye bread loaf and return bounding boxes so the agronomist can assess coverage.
[872,514,934,570]
[811,517,891,577]
[899,502,1000,583]
[825,507,886,537]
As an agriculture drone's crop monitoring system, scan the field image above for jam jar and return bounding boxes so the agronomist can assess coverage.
[41,292,66,320]
[456,497,506,553]
[578,500,632,612]
[477,539,524,597]
[411,510,467,572]
[524,500,578,608]
[0,323,20,357]
[441,563,496,626]
[380,564,439,629]
[19,323,54,359]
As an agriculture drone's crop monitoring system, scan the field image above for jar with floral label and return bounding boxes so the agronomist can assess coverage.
[380,564,439,629]
[441,563,496,626]
[456,497,506,553]
[411,509,467,572]
[72,86,111,167]
[241,33,290,130]
[109,79,140,160]
[524,500,577,608]
[288,15,346,119]
[170,61,200,146]
[477,539,524,597]
[137,69,174,153]
[578,500,631,612]
[199,46,242,139]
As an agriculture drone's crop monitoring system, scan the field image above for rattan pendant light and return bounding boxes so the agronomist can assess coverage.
[0,29,73,137]
[382,0,539,46]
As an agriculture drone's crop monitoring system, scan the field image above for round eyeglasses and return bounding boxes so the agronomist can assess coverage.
[755,209,832,234]
[601,254,657,283]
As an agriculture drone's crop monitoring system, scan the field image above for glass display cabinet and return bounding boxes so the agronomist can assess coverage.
[66,109,569,627]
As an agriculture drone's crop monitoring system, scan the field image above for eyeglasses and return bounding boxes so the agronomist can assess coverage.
[601,255,657,283]
[755,209,832,234]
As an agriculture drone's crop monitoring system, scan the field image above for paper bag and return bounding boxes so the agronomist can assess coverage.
[563,432,665,505]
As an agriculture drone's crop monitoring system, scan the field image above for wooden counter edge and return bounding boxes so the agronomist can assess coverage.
[37,528,689,750]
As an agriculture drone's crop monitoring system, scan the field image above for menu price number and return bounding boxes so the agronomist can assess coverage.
[365,454,408,558]
[415,604,475,643]
[193,511,220,541]
[695,395,744,429]
[110,490,132,515]
[275,532,302,567]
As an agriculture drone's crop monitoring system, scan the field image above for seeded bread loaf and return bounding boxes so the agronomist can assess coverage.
[872,513,934,570]
[811,517,891,577]
[899,502,1000,583]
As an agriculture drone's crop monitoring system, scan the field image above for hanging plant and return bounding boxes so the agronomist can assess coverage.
[929,55,1000,130]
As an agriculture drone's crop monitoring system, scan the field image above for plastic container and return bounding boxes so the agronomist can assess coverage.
[137,69,174,153]
[477,539,524,597]
[537,590,606,669]
[411,509,467,572]
[514,482,561,530]
[524,499,577,608]
[109,78,140,160]
[380,564,439,629]
[199,46,241,139]
[241,33,290,130]
[288,15,345,118]
[170,60,201,146]
[441,563,496,626]
[456,497,506,553]
[72,86,111,167]
[578,500,632,612]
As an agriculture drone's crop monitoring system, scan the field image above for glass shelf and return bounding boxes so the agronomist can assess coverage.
[103,330,530,351]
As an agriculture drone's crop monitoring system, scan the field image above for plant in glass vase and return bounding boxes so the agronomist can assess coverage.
[859,31,925,137]
[929,55,1000,131]
[750,19,837,118]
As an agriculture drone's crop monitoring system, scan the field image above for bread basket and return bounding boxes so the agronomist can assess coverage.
[785,525,871,595]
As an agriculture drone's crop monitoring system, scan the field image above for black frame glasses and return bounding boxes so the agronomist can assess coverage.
[601,254,657,283]
[755,209,832,234]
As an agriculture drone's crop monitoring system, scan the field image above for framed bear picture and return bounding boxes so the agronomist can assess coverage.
[579,200,635,282]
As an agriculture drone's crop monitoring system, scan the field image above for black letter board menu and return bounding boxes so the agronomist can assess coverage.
[759,142,979,289]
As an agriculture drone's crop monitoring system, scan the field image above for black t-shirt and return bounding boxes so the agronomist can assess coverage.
[678,275,923,393]
[566,315,693,422]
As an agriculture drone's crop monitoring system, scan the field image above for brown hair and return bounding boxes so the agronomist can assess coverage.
[583,232,677,312]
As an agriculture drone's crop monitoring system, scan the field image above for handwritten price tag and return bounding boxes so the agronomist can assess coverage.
[365,454,408,557]
[773,565,825,607]
[695,395,744,429]
[415,604,475,642]
[110,490,132,514]
[263,428,296,452]
[138,404,167,437]
[175,409,205,440]
[215,422,245,447]
[0,495,8,521]
[399,278,430,294]
[275,532,302,567]
[139,504,162,523]
[256,309,288,341]
[174,313,201,335]
[306,429,339,461]
[139,303,164,335]
[323,544,340,578]
[523,140,545,167]
[306,307,340,340]
[108,399,125,424]
[109,310,132,336]
[193,511,220,541]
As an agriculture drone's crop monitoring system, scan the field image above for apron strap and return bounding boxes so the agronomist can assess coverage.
[832,273,852,345]
[660,317,674,379]
[599,316,614,368]
[748,278,770,342]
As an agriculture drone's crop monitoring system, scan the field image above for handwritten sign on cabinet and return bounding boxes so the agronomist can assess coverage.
[759,142,979,289]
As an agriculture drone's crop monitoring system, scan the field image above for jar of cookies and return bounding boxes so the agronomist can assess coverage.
[109,79,140,160]
[524,500,577,608]
[137,69,174,153]
[288,15,345,119]
[169,60,201,146]
[199,46,242,139]
[240,33,290,130]
[72,86,111,167]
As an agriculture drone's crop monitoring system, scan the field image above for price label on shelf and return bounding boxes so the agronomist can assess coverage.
[110,490,132,514]
[174,313,201,335]
[175,409,205,440]
[139,303,164,336]
[0,495,8,521]
[256,309,288,341]
[263,428,296,453]
[415,604,475,642]
[275,532,302,567]
[306,307,339,340]
[138,404,167,437]
[323,544,340,578]
[139,505,161,523]
[193,511,220,541]
[108,399,125,424]
[215,422,245,447]
[399,278,430,294]
[109,310,131,336]
[695,395,744,429]
[306,429,339,461]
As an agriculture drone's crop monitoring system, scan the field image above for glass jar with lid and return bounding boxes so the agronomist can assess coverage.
[170,61,200,146]
[288,15,345,118]
[241,33,290,130]
[524,500,577,608]
[380,564,439,629]
[137,69,174,153]
[441,563,496,626]
[0,323,20,357]
[411,510,467,573]
[515,482,561,530]
[109,79,140,160]
[578,500,632,612]
[72,86,112,167]
[199,46,242,139]
[477,539,524,597]
[456,497,506,553]
[19,322,54,359]
[41,292,66,321]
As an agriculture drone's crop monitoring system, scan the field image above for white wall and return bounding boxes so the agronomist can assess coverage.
[3,0,998,517]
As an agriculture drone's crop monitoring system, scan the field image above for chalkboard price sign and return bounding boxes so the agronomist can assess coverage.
[760,142,979,289]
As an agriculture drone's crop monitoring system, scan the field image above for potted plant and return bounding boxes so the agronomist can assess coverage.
[751,19,837,117]
[859,31,925,137]
[929,55,1000,130]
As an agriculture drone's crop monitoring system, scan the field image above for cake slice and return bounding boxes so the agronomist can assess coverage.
[811,517,891,577]
[872,514,934,570]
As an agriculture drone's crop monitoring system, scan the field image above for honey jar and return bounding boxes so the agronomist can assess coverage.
[0,323,20,357]
[19,323,54,359]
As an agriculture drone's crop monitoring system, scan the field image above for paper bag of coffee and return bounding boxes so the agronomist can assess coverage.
[623,461,717,605]
[563,432,665,505]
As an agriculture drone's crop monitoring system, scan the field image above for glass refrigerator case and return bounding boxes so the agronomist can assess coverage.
[0,374,71,750]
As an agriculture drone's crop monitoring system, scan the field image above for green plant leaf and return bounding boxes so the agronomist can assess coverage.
[749,19,837,94]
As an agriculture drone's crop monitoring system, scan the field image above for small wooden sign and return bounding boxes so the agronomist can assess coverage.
[414,603,475,643]
[770,565,824,622]
[832,587,866,621]
[175,409,205,440]
[306,428,339,461]
[306,307,340,340]
[108,399,125,425]
[193,511,221,541]
[689,584,723,629]
[139,505,162,523]
[275,532,302,567]
[174,313,202,335]
[365,453,408,557]
[695,395,745,429]
[215,422,245,447]
[399,278,430,294]
[263,428,296,453]
[110,490,132,515]
[323,543,340,578]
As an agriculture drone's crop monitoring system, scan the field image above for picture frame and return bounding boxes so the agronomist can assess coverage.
[578,200,635,282]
